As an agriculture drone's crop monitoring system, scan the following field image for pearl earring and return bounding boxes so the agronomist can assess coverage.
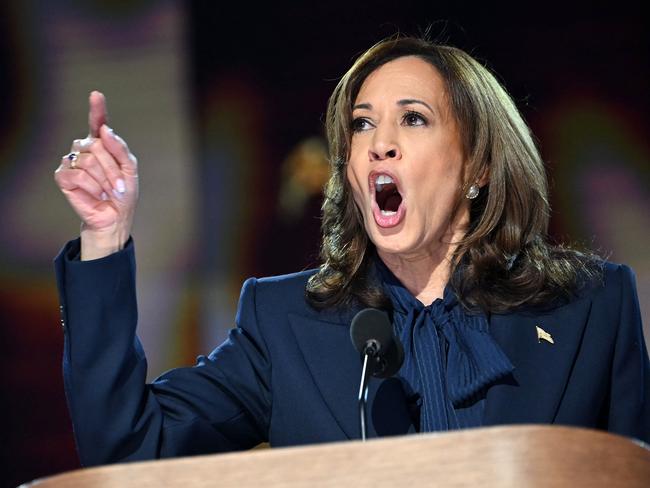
[466,184,480,199]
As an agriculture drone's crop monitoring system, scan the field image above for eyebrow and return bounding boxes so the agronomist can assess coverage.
[352,99,435,113]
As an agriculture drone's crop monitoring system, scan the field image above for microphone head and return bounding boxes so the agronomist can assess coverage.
[350,308,404,378]
[375,337,404,378]
[350,308,393,355]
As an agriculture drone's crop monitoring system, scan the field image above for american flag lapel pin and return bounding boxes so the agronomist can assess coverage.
[536,325,554,344]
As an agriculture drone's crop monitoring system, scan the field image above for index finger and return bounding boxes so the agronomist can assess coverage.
[88,91,108,138]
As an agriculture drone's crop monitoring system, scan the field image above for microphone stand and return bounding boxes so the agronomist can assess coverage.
[358,352,371,441]
[350,308,404,442]
[357,340,382,441]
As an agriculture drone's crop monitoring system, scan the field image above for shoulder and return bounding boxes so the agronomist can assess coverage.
[255,268,318,292]
[237,268,357,324]
[549,260,642,330]
[512,260,638,316]
[602,260,635,283]
[237,268,320,318]
[241,269,318,301]
[578,260,638,304]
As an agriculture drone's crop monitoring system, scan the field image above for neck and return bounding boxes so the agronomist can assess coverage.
[377,227,466,305]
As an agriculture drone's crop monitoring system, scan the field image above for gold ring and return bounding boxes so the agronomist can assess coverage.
[65,151,80,169]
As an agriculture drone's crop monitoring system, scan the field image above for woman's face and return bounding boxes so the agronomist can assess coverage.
[346,55,469,261]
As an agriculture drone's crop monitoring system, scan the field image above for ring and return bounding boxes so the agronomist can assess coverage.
[65,151,80,169]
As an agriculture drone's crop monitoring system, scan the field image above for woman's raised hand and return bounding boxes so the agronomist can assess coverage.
[54,91,139,260]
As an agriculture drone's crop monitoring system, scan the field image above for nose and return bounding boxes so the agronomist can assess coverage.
[368,127,401,162]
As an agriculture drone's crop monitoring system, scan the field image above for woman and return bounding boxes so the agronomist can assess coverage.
[54,37,649,467]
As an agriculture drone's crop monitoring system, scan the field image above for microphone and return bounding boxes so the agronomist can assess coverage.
[350,308,404,440]
[350,308,404,378]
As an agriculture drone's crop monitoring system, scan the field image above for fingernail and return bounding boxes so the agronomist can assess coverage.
[116,178,126,193]
[101,192,109,201]
[112,188,124,200]
[79,137,93,150]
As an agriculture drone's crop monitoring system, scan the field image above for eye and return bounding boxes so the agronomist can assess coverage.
[402,111,428,127]
[351,117,373,133]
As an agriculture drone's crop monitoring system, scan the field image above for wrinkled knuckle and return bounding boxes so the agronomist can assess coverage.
[84,154,97,166]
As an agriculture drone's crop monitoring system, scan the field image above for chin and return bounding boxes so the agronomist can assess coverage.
[369,231,415,257]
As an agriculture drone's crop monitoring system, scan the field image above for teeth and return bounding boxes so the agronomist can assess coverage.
[376,174,394,185]
[380,210,397,216]
[375,174,394,192]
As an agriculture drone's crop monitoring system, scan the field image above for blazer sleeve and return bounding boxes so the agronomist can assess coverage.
[55,238,271,467]
[606,264,650,442]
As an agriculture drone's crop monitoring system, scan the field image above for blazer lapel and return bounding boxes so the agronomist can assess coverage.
[289,313,361,439]
[288,312,415,440]
[484,296,593,425]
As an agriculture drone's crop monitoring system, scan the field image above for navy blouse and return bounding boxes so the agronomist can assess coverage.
[376,259,515,432]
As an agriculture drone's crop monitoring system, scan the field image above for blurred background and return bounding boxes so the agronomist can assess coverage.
[0,1,647,485]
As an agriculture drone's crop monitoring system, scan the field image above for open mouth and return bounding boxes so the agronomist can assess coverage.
[375,175,403,215]
[370,172,406,228]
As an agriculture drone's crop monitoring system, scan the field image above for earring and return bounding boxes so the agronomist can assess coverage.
[466,184,480,199]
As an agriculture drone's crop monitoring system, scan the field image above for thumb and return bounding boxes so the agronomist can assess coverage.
[88,90,108,138]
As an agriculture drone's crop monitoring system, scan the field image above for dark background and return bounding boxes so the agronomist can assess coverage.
[1,1,647,486]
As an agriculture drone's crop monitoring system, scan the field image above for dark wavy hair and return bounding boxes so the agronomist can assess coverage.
[306,36,602,313]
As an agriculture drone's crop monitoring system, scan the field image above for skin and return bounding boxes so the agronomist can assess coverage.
[54,91,139,260]
[347,56,473,305]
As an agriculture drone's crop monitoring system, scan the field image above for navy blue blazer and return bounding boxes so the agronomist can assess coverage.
[55,238,650,467]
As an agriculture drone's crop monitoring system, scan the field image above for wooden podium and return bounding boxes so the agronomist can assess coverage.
[21,425,650,487]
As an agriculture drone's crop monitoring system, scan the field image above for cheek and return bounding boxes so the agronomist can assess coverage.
[346,162,364,206]
[347,139,371,202]
[410,157,463,217]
